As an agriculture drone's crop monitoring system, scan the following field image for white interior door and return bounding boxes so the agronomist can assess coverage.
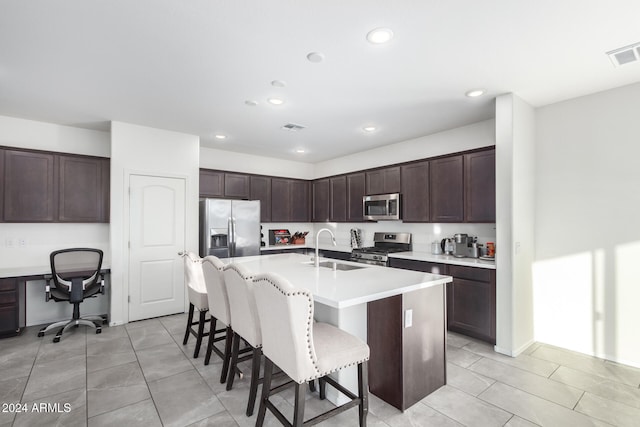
[129,174,186,321]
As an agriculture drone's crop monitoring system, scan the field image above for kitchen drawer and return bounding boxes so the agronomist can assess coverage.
[0,278,17,292]
[448,265,491,282]
[389,258,448,275]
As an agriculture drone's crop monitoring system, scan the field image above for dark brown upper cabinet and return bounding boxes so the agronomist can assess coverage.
[224,173,250,199]
[366,166,401,195]
[429,155,464,222]
[3,149,57,222]
[290,179,310,222]
[199,169,224,197]
[464,149,496,222]
[401,161,430,222]
[330,176,347,222]
[346,172,365,222]
[272,178,309,222]
[250,175,271,222]
[1,148,109,223]
[312,179,330,222]
[58,155,109,222]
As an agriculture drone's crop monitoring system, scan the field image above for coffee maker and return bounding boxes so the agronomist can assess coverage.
[452,234,469,257]
[452,233,481,258]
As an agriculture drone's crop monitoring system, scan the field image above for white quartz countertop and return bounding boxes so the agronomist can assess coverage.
[222,253,452,309]
[389,251,496,269]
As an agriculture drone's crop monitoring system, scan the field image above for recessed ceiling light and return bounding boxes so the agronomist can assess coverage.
[268,98,284,105]
[306,52,325,63]
[465,89,486,98]
[363,126,377,132]
[271,80,286,87]
[295,149,306,154]
[214,134,227,140]
[245,100,258,106]
[366,28,394,44]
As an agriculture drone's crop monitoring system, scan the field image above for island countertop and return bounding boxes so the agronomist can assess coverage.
[221,253,452,309]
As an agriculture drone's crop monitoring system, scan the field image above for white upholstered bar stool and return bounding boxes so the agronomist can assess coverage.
[223,262,263,417]
[181,251,210,358]
[253,272,370,427]
[202,255,233,383]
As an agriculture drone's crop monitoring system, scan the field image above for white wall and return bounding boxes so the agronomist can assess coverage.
[314,120,495,178]
[534,82,640,367]
[0,115,111,325]
[495,94,536,357]
[0,115,110,157]
[200,147,314,180]
[109,121,200,326]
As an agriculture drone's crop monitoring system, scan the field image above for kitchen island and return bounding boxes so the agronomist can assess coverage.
[222,252,453,410]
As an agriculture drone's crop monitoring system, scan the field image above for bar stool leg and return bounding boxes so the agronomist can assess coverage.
[293,382,306,427]
[220,326,233,383]
[226,332,240,391]
[358,361,369,427]
[246,346,262,416]
[319,376,327,400]
[204,318,217,365]
[255,357,273,427]
[193,309,207,358]
[183,303,194,345]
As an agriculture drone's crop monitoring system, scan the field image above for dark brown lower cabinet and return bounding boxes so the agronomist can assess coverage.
[0,278,20,337]
[367,284,446,411]
[390,258,496,345]
[447,265,496,344]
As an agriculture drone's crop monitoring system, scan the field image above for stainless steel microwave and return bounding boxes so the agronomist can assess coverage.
[363,193,401,221]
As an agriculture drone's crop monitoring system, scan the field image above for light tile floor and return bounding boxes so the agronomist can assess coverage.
[1,313,639,426]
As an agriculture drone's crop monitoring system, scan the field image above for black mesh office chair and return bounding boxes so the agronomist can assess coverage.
[37,248,108,342]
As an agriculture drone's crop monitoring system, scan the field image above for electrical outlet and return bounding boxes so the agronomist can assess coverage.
[5,238,15,248]
[404,309,413,328]
[18,238,26,247]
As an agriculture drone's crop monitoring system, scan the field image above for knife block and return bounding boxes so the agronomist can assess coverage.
[291,237,305,245]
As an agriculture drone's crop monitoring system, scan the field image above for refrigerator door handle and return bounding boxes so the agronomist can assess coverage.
[229,217,237,256]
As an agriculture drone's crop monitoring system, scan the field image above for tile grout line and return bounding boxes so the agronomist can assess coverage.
[119,322,165,426]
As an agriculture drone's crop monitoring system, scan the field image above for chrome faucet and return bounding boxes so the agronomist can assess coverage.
[315,228,337,267]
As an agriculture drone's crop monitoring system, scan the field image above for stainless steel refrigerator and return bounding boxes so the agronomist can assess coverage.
[199,199,261,258]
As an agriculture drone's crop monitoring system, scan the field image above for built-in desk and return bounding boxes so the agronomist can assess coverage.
[0,266,110,338]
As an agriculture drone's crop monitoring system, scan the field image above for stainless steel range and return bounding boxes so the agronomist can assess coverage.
[350,232,412,266]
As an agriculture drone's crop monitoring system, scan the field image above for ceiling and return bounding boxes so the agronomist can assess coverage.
[1,1,640,163]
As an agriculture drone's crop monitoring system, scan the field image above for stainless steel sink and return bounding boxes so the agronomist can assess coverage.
[315,261,366,271]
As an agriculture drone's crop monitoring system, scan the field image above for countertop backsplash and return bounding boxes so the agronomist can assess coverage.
[263,221,496,254]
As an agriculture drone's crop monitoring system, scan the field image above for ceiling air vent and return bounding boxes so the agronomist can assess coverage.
[281,123,306,132]
[606,42,640,67]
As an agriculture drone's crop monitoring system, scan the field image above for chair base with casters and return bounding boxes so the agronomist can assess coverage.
[37,276,108,342]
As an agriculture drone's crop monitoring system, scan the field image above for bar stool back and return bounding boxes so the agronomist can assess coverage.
[223,262,263,416]
[181,251,209,358]
[253,272,370,427]
[202,256,233,382]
